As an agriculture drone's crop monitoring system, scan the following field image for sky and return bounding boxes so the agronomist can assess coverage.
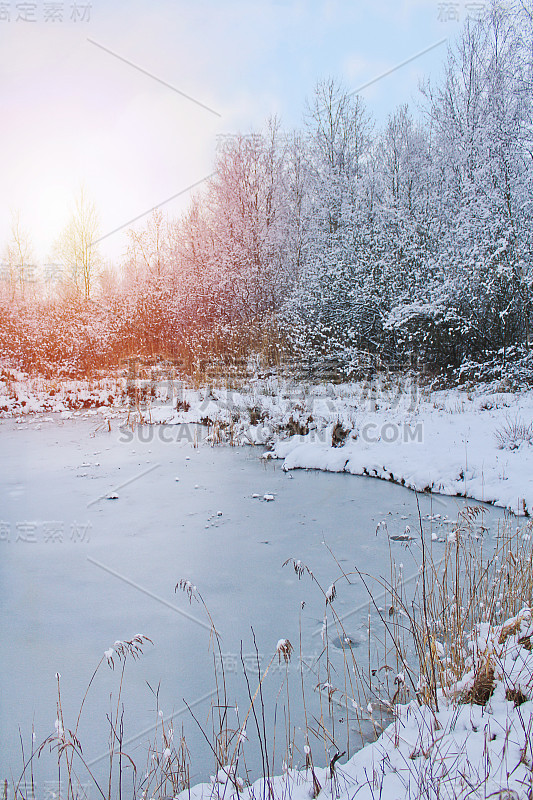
[0,0,483,268]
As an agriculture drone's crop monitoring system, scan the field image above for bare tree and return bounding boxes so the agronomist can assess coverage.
[4,210,34,299]
[125,209,170,287]
[54,187,101,300]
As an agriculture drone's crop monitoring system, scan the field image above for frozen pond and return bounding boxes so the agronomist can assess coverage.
[0,415,511,792]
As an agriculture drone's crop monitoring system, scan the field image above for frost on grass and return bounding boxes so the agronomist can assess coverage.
[325,583,336,605]
[275,638,293,664]
[104,635,153,669]
[175,579,198,603]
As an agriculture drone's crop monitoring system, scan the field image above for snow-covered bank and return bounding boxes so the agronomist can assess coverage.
[0,367,122,415]
[181,607,533,800]
[144,381,533,517]
[268,389,533,517]
[3,365,533,515]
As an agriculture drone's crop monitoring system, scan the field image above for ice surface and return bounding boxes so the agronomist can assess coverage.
[0,415,508,787]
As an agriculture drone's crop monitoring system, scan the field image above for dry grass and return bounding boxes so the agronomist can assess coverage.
[346,505,533,712]
[463,660,495,705]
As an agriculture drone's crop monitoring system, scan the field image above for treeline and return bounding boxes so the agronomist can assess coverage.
[2,2,533,379]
